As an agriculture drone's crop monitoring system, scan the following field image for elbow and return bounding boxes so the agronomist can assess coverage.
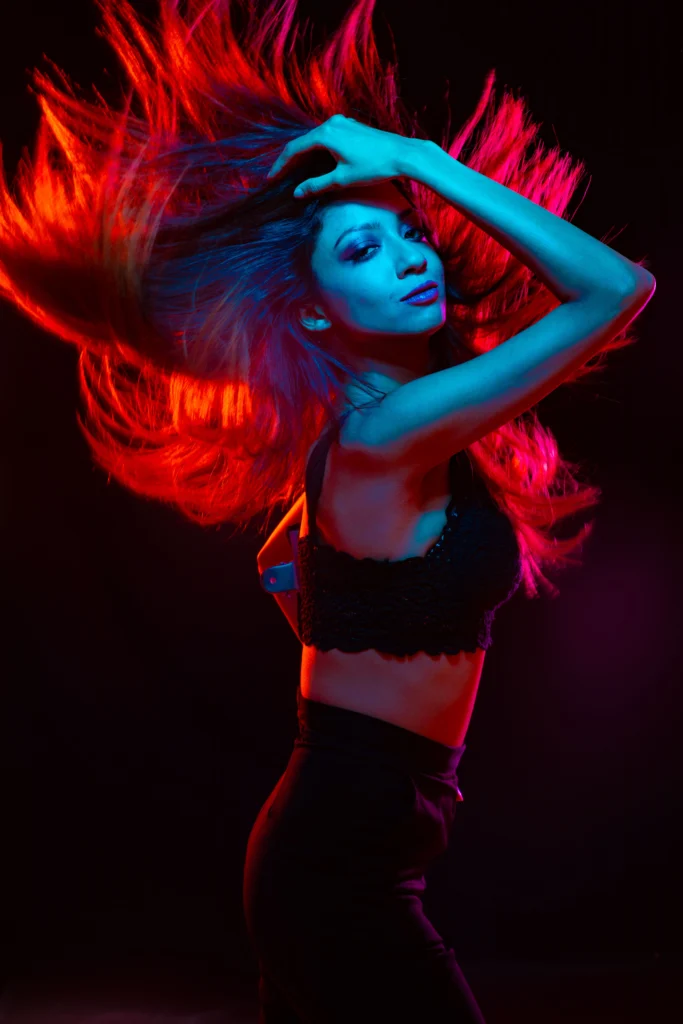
[618,268,656,302]
[575,269,655,310]
[585,269,656,312]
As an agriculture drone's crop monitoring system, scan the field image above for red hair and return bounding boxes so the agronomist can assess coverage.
[0,0,652,598]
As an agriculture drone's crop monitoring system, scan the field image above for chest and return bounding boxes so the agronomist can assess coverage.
[299,437,457,563]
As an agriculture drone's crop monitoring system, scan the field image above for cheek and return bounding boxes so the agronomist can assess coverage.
[341,290,391,327]
[314,275,375,323]
[314,261,398,327]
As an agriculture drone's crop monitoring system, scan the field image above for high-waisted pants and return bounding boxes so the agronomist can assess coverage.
[242,687,487,1023]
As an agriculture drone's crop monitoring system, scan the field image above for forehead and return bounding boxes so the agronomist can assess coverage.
[320,182,414,232]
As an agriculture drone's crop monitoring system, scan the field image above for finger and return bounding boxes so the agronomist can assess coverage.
[268,143,323,181]
[266,141,309,179]
[293,173,342,198]
[267,132,327,180]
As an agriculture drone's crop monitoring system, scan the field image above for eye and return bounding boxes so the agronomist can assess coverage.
[349,224,432,263]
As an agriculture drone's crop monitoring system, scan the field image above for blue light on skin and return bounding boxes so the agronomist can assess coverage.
[298,181,447,411]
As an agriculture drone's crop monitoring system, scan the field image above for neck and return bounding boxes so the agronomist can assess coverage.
[338,335,433,410]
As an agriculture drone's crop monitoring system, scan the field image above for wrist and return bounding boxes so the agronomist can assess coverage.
[393,137,444,182]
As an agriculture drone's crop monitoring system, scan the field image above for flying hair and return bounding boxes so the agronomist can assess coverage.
[0,0,652,597]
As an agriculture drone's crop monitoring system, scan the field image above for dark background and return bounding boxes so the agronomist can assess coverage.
[1,2,680,1021]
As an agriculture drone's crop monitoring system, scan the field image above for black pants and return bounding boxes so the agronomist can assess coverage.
[243,687,487,1023]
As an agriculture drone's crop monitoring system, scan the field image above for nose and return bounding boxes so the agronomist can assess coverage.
[397,250,428,278]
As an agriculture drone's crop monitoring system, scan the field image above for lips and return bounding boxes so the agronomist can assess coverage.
[401,280,438,301]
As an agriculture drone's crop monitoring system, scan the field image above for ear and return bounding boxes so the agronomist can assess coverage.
[299,303,331,331]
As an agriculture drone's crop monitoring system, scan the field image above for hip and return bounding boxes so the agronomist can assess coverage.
[245,690,467,890]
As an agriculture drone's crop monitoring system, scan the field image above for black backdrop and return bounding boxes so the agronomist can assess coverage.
[1,1,680,1019]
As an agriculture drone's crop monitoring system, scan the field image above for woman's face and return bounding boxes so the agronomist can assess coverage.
[304,182,446,355]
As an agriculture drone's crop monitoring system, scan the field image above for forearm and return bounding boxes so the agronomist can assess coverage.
[398,140,653,303]
[257,493,304,566]
[267,590,302,644]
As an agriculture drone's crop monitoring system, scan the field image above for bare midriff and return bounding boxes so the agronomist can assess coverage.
[299,644,486,747]
[297,411,488,748]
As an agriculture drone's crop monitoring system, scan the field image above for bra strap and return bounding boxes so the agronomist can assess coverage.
[304,411,353,542]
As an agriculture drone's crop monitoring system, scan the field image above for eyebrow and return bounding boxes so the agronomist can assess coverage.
[334,207,418,250]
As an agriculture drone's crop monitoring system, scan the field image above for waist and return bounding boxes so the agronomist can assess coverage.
[300,644,486,747]
[295,685,466,778]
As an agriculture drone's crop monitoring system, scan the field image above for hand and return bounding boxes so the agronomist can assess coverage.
[265,114,420,198]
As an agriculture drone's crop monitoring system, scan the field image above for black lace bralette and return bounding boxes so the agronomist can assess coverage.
[296,415,523,656]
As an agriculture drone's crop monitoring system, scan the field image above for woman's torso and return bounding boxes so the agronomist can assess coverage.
[298,408,487,747]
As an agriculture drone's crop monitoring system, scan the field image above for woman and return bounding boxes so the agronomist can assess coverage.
[0,1,655,1021]
[246,140,654,1022]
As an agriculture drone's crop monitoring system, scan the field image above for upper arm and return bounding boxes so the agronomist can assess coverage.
[356,282,655,472]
